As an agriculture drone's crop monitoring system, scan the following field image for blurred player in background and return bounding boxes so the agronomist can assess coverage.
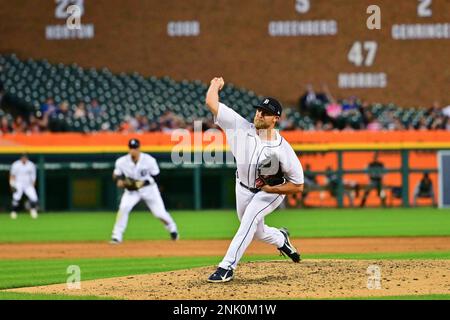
[110,138,178,244]
[9,153,39,219]
[360,153,386,207]
[413,171,436,207]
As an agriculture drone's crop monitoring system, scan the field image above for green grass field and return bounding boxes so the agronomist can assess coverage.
[0,208,448,242]
[0,208,449,300]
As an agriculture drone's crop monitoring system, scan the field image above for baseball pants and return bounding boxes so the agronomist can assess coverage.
[12,185,39,207]
[218,181,286,270]
[112,184,177,242]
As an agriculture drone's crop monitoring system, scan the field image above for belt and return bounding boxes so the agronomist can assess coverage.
[239,182,260,194]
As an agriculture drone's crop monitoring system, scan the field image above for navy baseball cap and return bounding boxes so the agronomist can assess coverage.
[128,138,140,149]
[253,97,282,116]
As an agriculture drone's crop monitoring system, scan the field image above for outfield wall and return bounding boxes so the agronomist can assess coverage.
[1,0,449,106]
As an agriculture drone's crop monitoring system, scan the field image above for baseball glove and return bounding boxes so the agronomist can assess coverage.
[122,177,148,191]
[255,157,286,188]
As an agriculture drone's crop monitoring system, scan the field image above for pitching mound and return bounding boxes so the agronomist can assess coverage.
[10,260,450,299]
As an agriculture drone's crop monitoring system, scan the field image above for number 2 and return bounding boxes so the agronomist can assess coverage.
[418,0,432,17]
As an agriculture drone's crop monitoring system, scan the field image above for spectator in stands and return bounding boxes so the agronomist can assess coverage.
[1,116,12,134]
[416,118,429,131]
[298,84,317,114]
[325,99,342,120]
[87,99,104,119]
[313,120,333,131]
[341,96,360,113]
[298,84,329,115]
[430,116,446,130]
[40,98,57,116]
[278,112,295,131]
[159,111,185,133]
[366,112,382,131]
[119,115,139,133]
[136,114,150,132]
[413,172,436,207]
[56,101,70,117]
[27,115,41,133]
[388,118,405,131]
[357,101,371,128]
[342,123,355,131]
[442,104,450,118]
[148,121,161,132]
[74,102,86,119]
[360,153,386,207]
[35,112,49,132]
[427,101,443,117]
[12,115,27,133]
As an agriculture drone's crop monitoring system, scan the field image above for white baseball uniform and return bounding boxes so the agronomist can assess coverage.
[111,153,177,242]
[215,103,304,270]
[10,159,39,207]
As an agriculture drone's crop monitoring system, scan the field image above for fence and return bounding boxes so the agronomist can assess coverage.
[0,145,446,211]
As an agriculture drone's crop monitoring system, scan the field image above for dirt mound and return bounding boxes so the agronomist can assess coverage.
[2,237,450,259]
[9,260,450,299]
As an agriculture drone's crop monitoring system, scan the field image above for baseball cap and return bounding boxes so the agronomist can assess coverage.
[253,97,282,116]
[128,138,140,149]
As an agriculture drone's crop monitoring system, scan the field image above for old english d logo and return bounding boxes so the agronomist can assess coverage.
[263,99,269,104]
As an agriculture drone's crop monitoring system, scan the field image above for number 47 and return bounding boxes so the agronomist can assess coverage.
[348,41,378,67]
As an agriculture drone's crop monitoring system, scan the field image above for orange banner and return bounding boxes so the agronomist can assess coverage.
[0,131,449,153]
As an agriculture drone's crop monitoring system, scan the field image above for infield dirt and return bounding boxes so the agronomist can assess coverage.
[9,260,450,299]
[1,237,450,259]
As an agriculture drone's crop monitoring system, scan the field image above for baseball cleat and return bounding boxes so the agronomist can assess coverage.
[278,228,301,263]
[170,232,179,241]
[10,212,17,220]
[109,238,122,245]
[30,210,38,219]
[207,267,234,283]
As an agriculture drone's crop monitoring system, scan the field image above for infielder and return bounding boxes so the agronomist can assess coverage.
[110,138,178,243]
[205,77,304,282]
[9,154,39,219]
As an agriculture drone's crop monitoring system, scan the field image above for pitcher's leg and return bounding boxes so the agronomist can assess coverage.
[235,182,255,221]
[254,220,285,247]
[219,193,284,270]
[111,192,140,242]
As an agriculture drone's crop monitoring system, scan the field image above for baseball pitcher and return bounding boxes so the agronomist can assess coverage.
[9,154,39,219]
[205,77,304,282]
[110,138,178,243]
